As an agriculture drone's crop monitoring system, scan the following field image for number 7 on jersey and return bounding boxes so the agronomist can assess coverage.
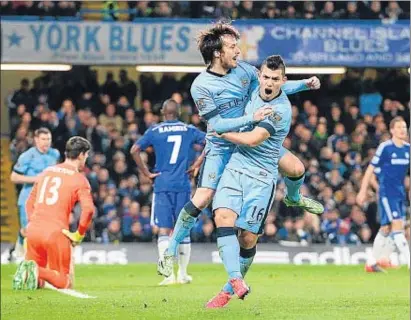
[167,135,182,164]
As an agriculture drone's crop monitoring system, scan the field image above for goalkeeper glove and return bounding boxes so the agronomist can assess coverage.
[62,229,85,246]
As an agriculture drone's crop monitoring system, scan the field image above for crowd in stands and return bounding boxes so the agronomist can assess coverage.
[1,1,409,21]
[7,66,410,245]
[0,1,81,17]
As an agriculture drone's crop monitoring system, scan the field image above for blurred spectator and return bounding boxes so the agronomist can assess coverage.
[261,2,280,19]
[362,0,385,19]
[118,70,137,108]
[342,1,360,19]
[237,1,260,19]
[320,1,340,19]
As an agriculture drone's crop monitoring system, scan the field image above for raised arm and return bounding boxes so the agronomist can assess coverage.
[281,77,321,95]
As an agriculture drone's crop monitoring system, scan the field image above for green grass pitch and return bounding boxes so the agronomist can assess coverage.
[1,264,409,320]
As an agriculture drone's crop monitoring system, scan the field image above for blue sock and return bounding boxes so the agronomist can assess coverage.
[217,227,242,280]
[223,246,256,294]
[284,174,305,202]
[167,201,201,257]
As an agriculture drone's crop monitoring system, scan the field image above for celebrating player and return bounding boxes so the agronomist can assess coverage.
[131,99,206,285]
[158,21,323,277]
[10,127,60,260]
[357,116,410,271]
[208,55,294,307]
[12,136,94,290]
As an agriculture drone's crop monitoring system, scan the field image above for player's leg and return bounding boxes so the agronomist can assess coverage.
[388,200,410,268]
[159,150,229,276]
[12,205,29,261]
[279,148,324,215]
[176,191,193,284]
[13,227,47,290]
[152,192,176,284]
[213,170,250,300]
[365,224,391,272]
[35,231,73,289]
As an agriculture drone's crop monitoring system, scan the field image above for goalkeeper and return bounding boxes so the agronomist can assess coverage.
[13,137,95,290]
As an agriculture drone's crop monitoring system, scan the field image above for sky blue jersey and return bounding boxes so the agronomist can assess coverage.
[371,139,410,199]
[191,60,308,149]
[13,147,60,205]
[136,120,206,192]
[227,88,292,181]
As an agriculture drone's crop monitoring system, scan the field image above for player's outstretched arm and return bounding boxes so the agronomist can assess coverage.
[209,107,272,134]
[219,127,270,147]
[130,145,160,179]
[281,77,320,95]
[356,164,375,206]
[10,171,38,184]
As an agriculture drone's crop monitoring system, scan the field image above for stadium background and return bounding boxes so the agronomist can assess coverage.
[1,1,410,264]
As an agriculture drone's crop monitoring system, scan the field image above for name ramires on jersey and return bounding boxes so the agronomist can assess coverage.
[157,125,188,133]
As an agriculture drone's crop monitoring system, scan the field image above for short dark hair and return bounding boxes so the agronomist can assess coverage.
[390,116,406,129]
[34,127,51,137]
[260,55,286,76]
[196,21,240,65]
[65,136,91,159]
[162,99,180,118]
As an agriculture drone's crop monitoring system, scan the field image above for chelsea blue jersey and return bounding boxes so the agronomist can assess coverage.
[371,139,410,199]
[227,89,292,181]
[13,147,60,205]
[136,120,206,192]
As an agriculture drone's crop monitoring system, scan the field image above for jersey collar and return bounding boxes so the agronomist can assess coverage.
[206,67,232,77]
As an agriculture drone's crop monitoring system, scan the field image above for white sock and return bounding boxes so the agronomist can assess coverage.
[367,231,387,266]
[157,235,170,261]
[391,232,410,267]
[380,234,396,261]
[178,237,191,277]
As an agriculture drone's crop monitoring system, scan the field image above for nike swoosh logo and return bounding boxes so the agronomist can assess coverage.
[216,90,225,96]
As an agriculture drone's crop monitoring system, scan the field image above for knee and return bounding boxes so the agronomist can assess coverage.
[291,159,305,177]
[192,188,214,210]
[238,231,258,249]
[214,209,237,227]
[279,153,306,178]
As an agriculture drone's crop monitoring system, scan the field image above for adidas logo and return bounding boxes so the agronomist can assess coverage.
[392,153,397,158]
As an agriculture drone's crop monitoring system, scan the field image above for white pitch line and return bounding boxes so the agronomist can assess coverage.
[44,282,96,299]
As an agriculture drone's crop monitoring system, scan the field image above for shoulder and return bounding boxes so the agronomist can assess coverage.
[49,148,60,159]
[76,173,91,188]
[376,140,393,155]
[237,61,257,73]
[19,148,34,160]
[191,71,209,88]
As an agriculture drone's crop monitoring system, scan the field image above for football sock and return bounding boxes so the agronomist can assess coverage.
[178,237,191,277]
[367,230,387,266]
[284,174,305,202]
[223,246,256,294]
[167,201,201,257]
[391,231,410,267]
[216,227,242,280]
[157,235,170,261]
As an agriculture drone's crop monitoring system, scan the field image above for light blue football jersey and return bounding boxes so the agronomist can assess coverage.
[13,147,60,205]
[191,61,308,150]
[226,88,292,181]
